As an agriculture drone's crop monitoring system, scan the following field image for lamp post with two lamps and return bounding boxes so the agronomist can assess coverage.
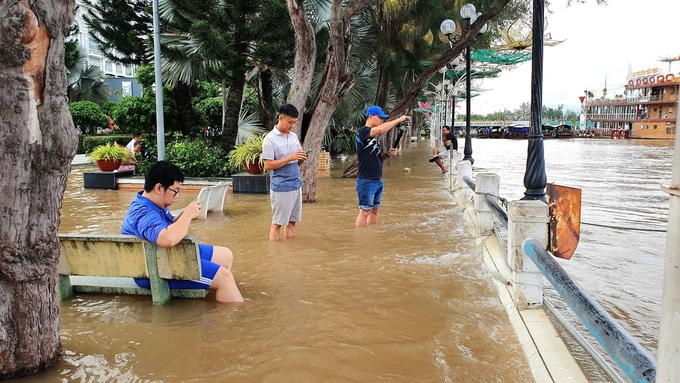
[440,3,487,165]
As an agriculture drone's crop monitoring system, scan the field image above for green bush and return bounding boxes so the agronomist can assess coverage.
[194,97,222,131]
[69,101,110,135]
[101,101,118,118]
[134,135,240,177]
[112,95,179,135]
[111,96,156,134]
[166,136,230,177]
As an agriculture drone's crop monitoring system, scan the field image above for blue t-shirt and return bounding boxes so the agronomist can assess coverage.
[262,127,303,192]
[121,191,173,243]
[356,126,383,180]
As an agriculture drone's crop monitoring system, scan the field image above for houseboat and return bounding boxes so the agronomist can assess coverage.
[582,67,678,139]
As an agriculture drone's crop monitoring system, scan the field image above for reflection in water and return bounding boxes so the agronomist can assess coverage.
[31,142,533,382]
[473,138,670,356]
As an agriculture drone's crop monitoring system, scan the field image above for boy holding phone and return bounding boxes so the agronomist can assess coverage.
[262,104,308,241]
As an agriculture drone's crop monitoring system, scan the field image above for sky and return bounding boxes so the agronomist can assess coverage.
[470,0,680,115]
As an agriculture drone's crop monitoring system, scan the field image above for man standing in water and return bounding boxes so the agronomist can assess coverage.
[262,104,308,240]
[122,161,244,303]
[355,106,411,227]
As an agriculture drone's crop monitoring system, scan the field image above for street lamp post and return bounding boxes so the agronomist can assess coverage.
[521,0,547,201]
[440,3,487,166]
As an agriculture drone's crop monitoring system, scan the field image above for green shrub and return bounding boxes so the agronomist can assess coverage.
[166,135,230,177]
[69,101,109,135]
[194,97,222,131]
[111,96,156,134]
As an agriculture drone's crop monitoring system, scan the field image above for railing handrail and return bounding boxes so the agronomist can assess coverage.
[461,175,508,228]
[523,239,657,383]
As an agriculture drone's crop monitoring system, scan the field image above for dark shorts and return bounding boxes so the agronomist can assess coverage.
[356,178,384,211]
[134,244,220,290]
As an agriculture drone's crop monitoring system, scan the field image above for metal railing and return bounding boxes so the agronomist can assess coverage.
[523,239,657,383]
[456,174,657,382]
[461,175,508,228]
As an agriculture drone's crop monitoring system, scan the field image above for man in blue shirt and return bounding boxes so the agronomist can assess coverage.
[122,161,244,303]
[262,104,309,241]
[355,105,411,227]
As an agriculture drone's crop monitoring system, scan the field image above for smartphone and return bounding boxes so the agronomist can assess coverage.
[305,149,313,153]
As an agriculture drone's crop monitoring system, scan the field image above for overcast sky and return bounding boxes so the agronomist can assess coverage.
[470,0,680,115]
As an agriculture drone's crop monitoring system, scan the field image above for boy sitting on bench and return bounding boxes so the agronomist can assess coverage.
[122,161,244,303]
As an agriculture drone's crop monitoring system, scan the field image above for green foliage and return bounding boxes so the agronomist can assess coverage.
[101,101,118,117]
[166,135,231,177]
[82,135,131,154]
[69,101,110,135]
[133,135,239,177]
[193,97,222,130]
[111,96,156,134]
[135,64,155,96]
[227,134,265,171]
[87,143,128,161]
[68,65,112,105]
[83,0,152,66]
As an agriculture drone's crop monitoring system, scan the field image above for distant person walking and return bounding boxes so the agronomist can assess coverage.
[355,105,411,227]
[428,125,457,174]
[262,104,308,241]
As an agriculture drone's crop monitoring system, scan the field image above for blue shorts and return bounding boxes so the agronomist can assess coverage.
[356,178,384,211]
[134,244,220,290]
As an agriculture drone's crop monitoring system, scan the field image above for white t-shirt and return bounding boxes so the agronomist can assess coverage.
[126,138,137,152]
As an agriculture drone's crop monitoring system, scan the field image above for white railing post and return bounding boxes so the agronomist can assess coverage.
[657,114,680,382]
[507,200,548,309]
[474,173,499,236]
[455,160,472,201]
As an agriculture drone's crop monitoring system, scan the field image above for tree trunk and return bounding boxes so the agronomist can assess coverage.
[221,75,244,152]
[0,0,78,378]
[257,65,274,131]
[286,0,316,137]
[300,0,362,202]
[173,82,197,136]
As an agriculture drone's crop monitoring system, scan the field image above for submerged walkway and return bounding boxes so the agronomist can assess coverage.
[56,142,585,382]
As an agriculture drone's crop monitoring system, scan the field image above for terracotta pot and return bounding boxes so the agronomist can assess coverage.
[96,159,122,172]
[242,161,264,175]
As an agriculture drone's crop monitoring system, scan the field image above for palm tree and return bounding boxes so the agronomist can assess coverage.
[65,39,111,105]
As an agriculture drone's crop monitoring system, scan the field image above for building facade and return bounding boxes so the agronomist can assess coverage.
[72,1,138,89]
[583,67,677,139]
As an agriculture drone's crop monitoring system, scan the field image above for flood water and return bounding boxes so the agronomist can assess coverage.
[471,137,671,358]
[28,142,535,382]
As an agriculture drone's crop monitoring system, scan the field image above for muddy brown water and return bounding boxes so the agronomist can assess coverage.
[25,141,532,382]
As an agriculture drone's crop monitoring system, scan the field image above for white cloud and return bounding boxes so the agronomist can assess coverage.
[470,0,680,115]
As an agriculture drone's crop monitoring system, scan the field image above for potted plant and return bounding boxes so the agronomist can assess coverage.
[88,143,129,172]
[227,134,266,174]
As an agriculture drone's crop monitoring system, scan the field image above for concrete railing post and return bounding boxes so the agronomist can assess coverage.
[474,173,500,236]
[507,200,549,309]
[448,149,461,191]
[455,160,472,200]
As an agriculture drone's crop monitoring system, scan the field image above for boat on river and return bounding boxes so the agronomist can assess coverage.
[582,66,678,139]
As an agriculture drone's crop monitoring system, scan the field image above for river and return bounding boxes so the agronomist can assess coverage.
[470,137,671,359]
